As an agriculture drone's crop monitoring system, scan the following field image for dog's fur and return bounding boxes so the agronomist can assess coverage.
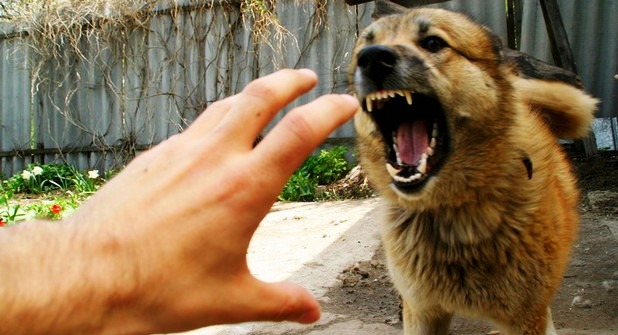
[349,8,598,335]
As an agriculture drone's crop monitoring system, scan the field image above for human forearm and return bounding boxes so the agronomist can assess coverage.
[0,219,148,335]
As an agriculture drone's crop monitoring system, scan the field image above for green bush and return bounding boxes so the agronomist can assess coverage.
[279,172,317,202]
[2,163,102,194]
[300,146,351,186]
[279,146,352,202]
[3,164,73,193]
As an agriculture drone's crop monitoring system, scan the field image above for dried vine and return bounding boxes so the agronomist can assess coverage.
[2,0,334,171]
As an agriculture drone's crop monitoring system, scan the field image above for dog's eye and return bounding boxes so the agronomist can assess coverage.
[420,36,447,53]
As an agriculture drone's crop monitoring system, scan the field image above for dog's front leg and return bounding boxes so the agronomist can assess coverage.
[402,301,452,335]
[499,307,557,335]
[544,308,558,335]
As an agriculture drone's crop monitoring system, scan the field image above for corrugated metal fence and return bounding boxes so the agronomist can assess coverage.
[0,0,616,177]
[0,1,373,177]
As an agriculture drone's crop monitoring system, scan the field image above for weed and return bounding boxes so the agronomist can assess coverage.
[23,196,80,221]
[0,185,22,224]
[279,146,352,202]
[300,146,352,186]
[280,172,318,202]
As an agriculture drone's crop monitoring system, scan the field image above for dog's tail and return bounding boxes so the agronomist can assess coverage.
[513,77,598,139]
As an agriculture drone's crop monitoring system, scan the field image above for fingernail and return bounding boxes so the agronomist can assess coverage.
[297,68,317,80]
[293,308,321,324]
[339,94,360,109]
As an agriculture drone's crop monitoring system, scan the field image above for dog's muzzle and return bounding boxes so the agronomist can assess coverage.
[354,45,450,193]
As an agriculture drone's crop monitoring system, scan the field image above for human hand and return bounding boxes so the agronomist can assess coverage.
[63,69,358,334]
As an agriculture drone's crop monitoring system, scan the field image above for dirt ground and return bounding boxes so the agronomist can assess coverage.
[321,149,618,334]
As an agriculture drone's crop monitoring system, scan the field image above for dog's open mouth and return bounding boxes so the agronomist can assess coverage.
[361,90,449,192]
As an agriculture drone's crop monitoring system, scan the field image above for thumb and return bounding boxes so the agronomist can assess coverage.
[249,280,321,324]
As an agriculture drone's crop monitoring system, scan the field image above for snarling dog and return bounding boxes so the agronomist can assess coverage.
[349,7,598,335]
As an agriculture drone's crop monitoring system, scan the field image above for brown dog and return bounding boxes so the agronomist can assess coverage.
[349,7,598,335]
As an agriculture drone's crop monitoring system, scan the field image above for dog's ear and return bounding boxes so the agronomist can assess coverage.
[373,0,407,19]
[513,77,598,139]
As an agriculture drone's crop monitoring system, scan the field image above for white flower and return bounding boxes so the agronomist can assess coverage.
[21,170,33,180]
[87,170,100,179]
[32,166,44,176]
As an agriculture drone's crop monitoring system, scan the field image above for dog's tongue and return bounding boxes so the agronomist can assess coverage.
[397,120,428,166]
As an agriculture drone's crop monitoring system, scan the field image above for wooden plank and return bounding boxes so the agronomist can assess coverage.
[505,0,523,50]
[538,0,596,156]
[372,0,407,18]
[538,0,576,72]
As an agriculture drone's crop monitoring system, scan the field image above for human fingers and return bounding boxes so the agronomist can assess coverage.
[246,280,321,324]
[183,95,238,138]
[251,93,359,193]
[202,278,319,326]
[214,69,318,148]
[139,276,320,333]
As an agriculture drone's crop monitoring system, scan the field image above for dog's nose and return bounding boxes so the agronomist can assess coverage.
[356,45,398,79]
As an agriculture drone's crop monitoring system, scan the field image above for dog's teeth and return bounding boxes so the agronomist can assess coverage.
[396,151,403,166]
[417,156,428,175]
[397,173,421,182]
[426,147,434,156]
[430,124,438,148]
[365,97,373,112]
[386,163,402,178]
[404,91,413,105]
[393,172,423,183]
[364,90,414,112]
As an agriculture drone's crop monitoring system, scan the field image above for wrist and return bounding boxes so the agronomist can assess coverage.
[0,218,150,335]
[64,214,154,335]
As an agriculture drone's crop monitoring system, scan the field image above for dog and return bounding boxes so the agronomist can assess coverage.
[349,7,598,335]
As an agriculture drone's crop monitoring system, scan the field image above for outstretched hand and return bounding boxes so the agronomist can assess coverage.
[0,69,358,335]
